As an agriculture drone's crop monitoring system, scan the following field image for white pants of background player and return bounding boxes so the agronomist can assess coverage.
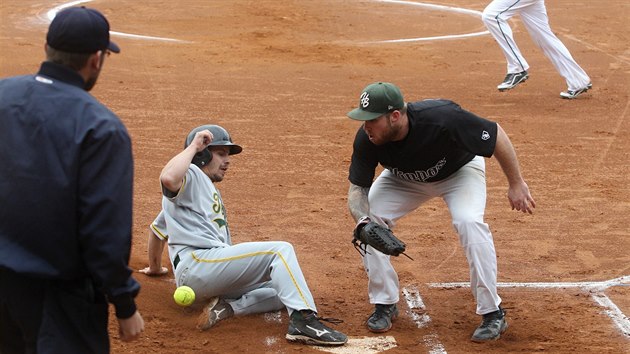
[174,241,317,316]
[482,0,590,91]
[364,156,501,315]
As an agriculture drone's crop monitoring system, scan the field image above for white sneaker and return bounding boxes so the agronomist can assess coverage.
[560,83,592,99]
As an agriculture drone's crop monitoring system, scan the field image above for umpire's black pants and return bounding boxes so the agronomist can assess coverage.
[0,267,109,354]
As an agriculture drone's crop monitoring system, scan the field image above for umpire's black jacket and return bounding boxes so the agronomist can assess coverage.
[0,61,139,319]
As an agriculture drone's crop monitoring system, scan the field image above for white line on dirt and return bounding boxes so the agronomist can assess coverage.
[43,0,188,43]
[429,276,630,338]
[429,275,630,290]
[368,0,488,43]
[402,286,447,353]
[403,286,431,328]
[562,34,630,66]
[591,294,630,337]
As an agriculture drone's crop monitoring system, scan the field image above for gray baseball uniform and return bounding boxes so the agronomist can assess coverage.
[152,164,317,316]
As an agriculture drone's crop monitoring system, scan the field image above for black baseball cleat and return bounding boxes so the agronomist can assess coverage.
[497,70,529,91]
[471,306,508,342]
[560,82,592,99]
[286,310,347,346]
[367,303,399,333]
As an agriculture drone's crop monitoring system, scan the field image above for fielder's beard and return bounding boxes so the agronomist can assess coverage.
[368,118,400,145]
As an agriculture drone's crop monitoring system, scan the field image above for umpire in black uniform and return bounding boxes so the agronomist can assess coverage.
[0,7,144,353]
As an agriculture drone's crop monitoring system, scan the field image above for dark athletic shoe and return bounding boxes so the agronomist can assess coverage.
[367,304,399,333]
[286,310,347,346]
[497,71,529,91]
[196,297,234,331]
[471,306,508,342]
[560,82,592,99]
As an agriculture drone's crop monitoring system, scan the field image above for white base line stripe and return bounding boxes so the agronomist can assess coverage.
[429,275,630,290]
[429,276,630,338]
[368,0,488,43]
[402,286,431,328]
[45,1,486,45]
[43,0,188,43]
[591,294,630,337]
[402,286,447,353]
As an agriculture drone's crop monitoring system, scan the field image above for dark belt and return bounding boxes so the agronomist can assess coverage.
[173,254,181,270]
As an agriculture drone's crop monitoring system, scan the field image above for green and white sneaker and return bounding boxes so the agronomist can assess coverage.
[560,83,592,99]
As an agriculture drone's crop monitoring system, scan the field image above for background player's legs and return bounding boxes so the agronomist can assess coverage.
[439,157,502,315]
[482,0,534,74]
[519,1,590,90]
[176,241,316,314]
[367,170,434,304]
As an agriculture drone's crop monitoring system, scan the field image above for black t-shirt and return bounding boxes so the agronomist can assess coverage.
[349,99,498,187]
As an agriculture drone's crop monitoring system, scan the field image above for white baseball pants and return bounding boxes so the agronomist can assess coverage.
[482,0,590,90]
[365,156,501,315]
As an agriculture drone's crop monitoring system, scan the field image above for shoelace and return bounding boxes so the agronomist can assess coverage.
[301,311,344,325]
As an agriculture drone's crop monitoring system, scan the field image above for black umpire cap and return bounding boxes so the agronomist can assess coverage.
[47,6,120,54]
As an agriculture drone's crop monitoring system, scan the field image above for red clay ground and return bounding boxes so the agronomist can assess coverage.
[1,1,628,353]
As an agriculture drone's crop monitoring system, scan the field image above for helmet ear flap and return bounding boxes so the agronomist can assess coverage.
[185,124,241,167]
[192,148,212,166]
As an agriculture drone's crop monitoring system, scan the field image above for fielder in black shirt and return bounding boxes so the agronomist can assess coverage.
[346,82,535,342]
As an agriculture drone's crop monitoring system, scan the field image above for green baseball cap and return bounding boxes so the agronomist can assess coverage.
[347,82,404,121]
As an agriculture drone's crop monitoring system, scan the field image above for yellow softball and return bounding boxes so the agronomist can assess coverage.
[173,286,195,307]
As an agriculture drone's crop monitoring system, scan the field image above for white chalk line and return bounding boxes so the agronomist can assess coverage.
[429,275,630,290]
[367,0,488,43]
[591,294,630,337]
[590,98,630,173]
[563,33,630,67]
[41,0,188,43]
[402,286,447,354]
[430,275,630,338]
[45,0,486,45]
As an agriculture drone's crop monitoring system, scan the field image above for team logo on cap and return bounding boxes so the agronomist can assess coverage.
[360,92,370,108]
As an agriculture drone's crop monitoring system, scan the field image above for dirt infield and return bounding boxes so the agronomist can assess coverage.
[1,1,628,353]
